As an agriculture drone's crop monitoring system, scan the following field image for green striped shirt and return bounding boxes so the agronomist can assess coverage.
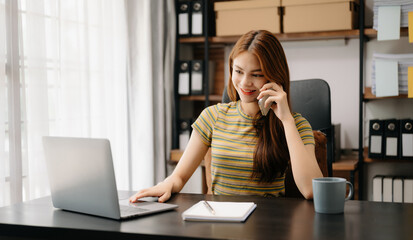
[192,100,314,197]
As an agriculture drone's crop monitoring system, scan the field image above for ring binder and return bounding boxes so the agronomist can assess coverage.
[393,177,403,203]
[178,0,191,37]
[191,0,203,36]
[372,175,384,202]
[400,119,413,160]
[405,178,413,203]
[369,119,384,159]
[191,60,204,95]
[178,61,191,95]
[382,176,393,202]
[384,119,400,159]
[179,119,192,150]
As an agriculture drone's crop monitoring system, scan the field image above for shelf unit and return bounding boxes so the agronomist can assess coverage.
[357,0,411,199]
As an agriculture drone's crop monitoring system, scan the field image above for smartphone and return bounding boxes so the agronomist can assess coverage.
[258,95,271,116]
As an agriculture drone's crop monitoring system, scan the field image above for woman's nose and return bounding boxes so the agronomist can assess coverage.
[240,74,253,87]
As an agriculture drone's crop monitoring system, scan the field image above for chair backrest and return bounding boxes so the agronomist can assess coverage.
[290,79,331,131]
[289,79,334,177]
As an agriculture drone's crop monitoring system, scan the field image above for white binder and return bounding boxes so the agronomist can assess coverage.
[178,61,190,95]
[191,0,203,36]
[178,1,190,37]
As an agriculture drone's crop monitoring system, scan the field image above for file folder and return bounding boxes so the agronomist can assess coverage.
[191,60,204,95]
[382,176,393,202]
[178,61,190,95]
[372,175,384,202]
[404,178,413,203]
[400,119,413,160]
[393,177,403,203]
[384,119,400,159]
[369,119,384,159]
[179,118,192,150]
[178,1,191,37]
[191,0,203,36]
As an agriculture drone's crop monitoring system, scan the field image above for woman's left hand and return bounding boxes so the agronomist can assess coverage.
[257,83,293,123]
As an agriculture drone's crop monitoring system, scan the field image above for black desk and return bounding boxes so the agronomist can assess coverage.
[0,191,412,240]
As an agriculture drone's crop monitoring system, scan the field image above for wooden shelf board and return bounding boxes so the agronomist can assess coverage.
[179,28,409,44]
[364,87,409,100]
[363,157,413,163]
[364,27,408,38]
[170,149,183,163]
[332,158,358,171]
[363,147,413,163]
[180,29,361,44]
[180,94,222,102]
[170,149,205,166]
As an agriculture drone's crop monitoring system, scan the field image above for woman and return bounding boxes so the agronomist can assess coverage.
[130,30,323,203]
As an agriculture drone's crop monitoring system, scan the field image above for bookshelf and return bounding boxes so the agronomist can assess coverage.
[356,2,412,200]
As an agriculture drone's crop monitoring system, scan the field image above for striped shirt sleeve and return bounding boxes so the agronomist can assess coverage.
[294,113,315,145]
[192,104,220,147]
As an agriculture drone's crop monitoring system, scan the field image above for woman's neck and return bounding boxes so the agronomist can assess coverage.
[240,100,260,118]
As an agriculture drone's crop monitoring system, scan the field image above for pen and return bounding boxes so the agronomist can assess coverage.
[203,200,215,215]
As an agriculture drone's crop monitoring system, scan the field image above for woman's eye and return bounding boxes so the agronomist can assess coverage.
[252,74,264,78]
[235,69,242,74]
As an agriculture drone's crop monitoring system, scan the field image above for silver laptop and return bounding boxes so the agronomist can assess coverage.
[42,136,178,220]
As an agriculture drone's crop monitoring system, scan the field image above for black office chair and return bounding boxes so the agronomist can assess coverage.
[218,79,333,198]
[289,79,334,177]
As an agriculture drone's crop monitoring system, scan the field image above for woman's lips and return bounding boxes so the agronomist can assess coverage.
[240,88,256,96]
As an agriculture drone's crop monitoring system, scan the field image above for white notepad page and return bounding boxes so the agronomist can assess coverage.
[182,201,256,222]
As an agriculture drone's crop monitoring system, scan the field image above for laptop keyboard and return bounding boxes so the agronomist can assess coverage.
[120,205,150,216]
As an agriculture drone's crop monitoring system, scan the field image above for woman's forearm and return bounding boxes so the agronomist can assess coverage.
[282,118,323,199]
[165,130,209,194]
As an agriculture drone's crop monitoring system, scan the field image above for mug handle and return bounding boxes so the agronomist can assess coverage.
[345,181,354,201]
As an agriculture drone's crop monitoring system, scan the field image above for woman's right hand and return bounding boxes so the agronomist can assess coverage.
[129,180,174,203]
[129,131,208,204]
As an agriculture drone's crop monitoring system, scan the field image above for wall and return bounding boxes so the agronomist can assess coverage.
[283,39,360,149]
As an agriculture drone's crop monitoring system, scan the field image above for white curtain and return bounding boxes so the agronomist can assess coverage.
[20,0,131,202]
[126,0,175,187]
[0,0,175,207]
[0,0,7,207]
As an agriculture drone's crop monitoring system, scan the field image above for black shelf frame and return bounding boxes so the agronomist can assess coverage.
[357,0,365,200]
[173,0,211,149]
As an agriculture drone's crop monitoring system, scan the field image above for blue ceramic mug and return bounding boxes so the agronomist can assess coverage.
[312,177,353,214]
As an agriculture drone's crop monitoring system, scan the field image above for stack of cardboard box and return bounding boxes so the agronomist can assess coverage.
[214,0,281,36]
[214,0,359,36]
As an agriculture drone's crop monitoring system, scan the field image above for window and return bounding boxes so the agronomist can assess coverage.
[1,0,131,207]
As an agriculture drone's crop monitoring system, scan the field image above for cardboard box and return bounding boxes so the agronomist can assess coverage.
[282,0,359,33]
[214,0,281,37]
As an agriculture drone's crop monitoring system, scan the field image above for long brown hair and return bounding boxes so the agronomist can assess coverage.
[227,30,291,183]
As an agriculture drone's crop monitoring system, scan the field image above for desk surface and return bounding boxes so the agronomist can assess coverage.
[0,191,412,240]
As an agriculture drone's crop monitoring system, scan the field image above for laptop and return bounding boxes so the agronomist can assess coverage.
[42,136,178,220]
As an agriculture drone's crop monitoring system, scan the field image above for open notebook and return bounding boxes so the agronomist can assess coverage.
[182,201,256,222]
